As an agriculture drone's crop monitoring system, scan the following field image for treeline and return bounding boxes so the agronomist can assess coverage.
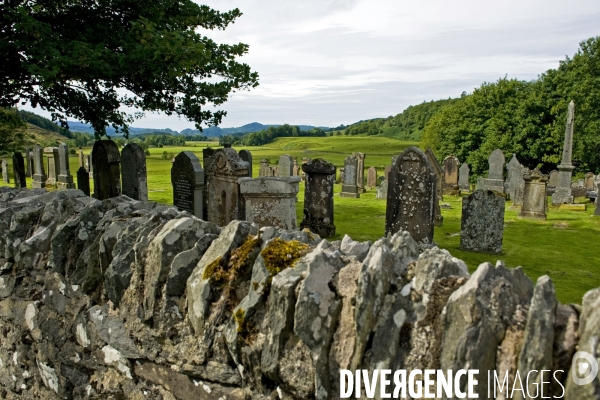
[239,124,327,146]
[422,36,600,177]
[17,109,73,138]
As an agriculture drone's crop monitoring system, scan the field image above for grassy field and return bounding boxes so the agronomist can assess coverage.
[1,136,599,304]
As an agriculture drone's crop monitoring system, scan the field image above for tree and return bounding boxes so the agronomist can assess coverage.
[1,0,259,138]
[0,108,27,154]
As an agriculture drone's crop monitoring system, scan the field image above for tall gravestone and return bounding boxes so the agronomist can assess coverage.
[239,150,253,178]
[300,158,336,237]
[385,147,435,243]
[595,183,600,216]
[484,149,505,193]
[77,167,90,196]
[92,140,121,200]
[28,150,34,178]
[512,166,529,208]
[171,151,204,218]
[442,154,460,195]
[24,147,31,177]
[460,190,505,254]
[259,159,270,177]
[204,148,248,226]
[354,152,366,193]
[458,162,470,191]
[32,144,46,188]
[425,148,444,226]
[278,154,293,178]
[292,158,299,176]
[384,165,392,182]
[13,152,26,188]
[1,159,9,183]
[57,143,76,190]
[505,154,520,199]
[44,147,60,186]
[201,147,216,220]
[584,172,595,190]
[86,154,93,177]
[519,169,549,220]
[121,143,148,201]
[367,166,377,188]
[376,180,388,200]
[552,101,575,205]
[340,154,360,198]
[239,176,300,230]
[79,150,85,169]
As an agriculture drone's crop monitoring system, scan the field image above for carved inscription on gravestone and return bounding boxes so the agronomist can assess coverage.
[171,151,204,218]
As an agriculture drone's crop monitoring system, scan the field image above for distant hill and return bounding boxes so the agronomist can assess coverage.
[23,123,70,146]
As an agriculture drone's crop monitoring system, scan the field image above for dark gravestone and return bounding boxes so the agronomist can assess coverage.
[24,147,31,177]
[512,166,528,208]
[519,169,549,220]
[32,144,46,188]
[239,150,253,178]
[121,143,148,201]
[384,165,392,181]
[385,147,435,243]
[171,151,204,218]
[300,158,336,237]
[355,152,366,192]
[460,190,505,254]
[204,148,248,226]
[425,148,444,226]
[340,154,359,198]
[458,162,470,191]
[77,167,91,196]
[1,159,9,183]
[278,154,293,177]
[57,143,76,189]
[202,147,216,220]
[92,140,121,200]
[13,152,26,188]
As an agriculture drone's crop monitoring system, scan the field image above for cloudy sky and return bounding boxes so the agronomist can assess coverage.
[25,0,600,131]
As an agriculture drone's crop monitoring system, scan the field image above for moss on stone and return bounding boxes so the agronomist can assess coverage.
[302,228,315,241]
[202,256,224,282]
[260,238,310,276]
[233,308,245,333]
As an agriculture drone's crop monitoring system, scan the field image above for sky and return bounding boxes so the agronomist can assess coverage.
[24,0,600,131]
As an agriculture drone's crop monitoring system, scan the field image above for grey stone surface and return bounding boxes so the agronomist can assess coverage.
[24,146,31,177]
[519,168,548,220]
[354,152,366,192]
[1,159,9,183]
[584,172,595,189]
[367,166,377,187]
[238,150,253,178]
[92,140,121,200]
[506,153,521,199]
[385,146,435,243]
[57,143,75,190]
[596,183,600,216]
[239,176,300,230]
[171,151,204,219]
[32,144,46,188]
[460,190,505,254]
[121,143,148,201]
[425,148,444,226]
[548,170,559,187]
[384,165,391,181]
[340,154,360,197]
[442,154,459,190]
[44,147,59,186]
[278,154,293,177]
[340,234,372,262]
[512,165,527,207]
[458,162,470,190]
[376,179,388,199]
[484,149,505,192]
[552,101,575,205]
[13,152,26,188]
[300,158,336,237]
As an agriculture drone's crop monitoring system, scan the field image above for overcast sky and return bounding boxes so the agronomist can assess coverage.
[24,0,600,131]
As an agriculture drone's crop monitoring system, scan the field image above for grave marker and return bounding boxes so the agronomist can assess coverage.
[519,168,549,220]
[459,162,470,191]
[92,140,121,200]
[77,167,90,196]
[354,152,366,192]
[278,154,293,177]
[32,144,46,188]
[44,147,60,186]
[171,151,204,218]
[367,166,377,188]
[239,176,300,230]
[460,190,505,254]
[340,154,360,198]
[300,158,336,237]
[1,159,9,183]
[484,149,505,193]
[239,150,253,178]
[121,143,148,201]
[442,154,460,194]
[13,152,26,188]
[552,101,575,205]
[57,143,76,190]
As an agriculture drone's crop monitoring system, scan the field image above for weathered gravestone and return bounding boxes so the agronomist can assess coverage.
[12,152,26,188]
[596,183,600,216]
[367,166,377,188]
[460,190,505,254]
[77,167,90,196]
[79,150,85,169]
[384,165,392,182]
[204,148,249,226]
[259,159,269,177]
[505,153,520,199]
[92,140,121,200]
[86,154,93,177]
[512,166,528,208]
[24,147,31,177]
[442,154,460,195]
[301,157,311,181]
[27,150,34,178]
[292,158,299,176]
[476,176,485,191]
[484,149,505,193]
[1,159,9,183]
[458,162,470,191]
[57,143,76,190]
[340,154,360,198]
[171,151,204,218]
[376,180,388,200]
[354,152,366,192]
[548,170,559,187]
[32,144,46,188]
[44,147,60,186]
[121,143,148,201]
[202,147,216,220]
[300,158,336,237]
[552,101,575,205]
[585,172,595,190]
[385,147,435,243]
[239,176,300,230]
[278,154,293,178]
[238,150,253,178]
[519,168,549,220]
[338,167,344,184]
[425,148,444,226]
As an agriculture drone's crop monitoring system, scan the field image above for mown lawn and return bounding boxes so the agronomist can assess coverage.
[1,136,598,304]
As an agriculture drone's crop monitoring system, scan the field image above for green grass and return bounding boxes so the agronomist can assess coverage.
[1,136,599,305]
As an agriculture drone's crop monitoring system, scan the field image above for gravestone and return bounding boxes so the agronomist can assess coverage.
[354,152,366,192]
[204,148,249,226]
[548,170,559,187]
[458,162,470,191]
[238,150,253,178]
[584,172,595,190]
[384,165,392,181]
[552,101,575,205]
[24,147,31,177]
[32,144,46,188]
[512,166,529,207]
[476,176,485,191]
[259,159,269,177]
[77,167,90,196]
[425,148,444,226]
[484,149,505,193]
[79,150,85,169]
[278,154,293,177]
[338,167,344,184]
[442,154,460,194]
[27,150,34,178]
[239,176,300,230]
[121,143,148,201]
[171,151,204,218]
[86,154,93,177]
[519,168,549,220]
[367,166,377,188]
[376,180,388,200]
[202,147,216,220]
[1,159,9,183]
[460,190,505,254]
[92,140,122,200]
[301,157,311,181]
[340,154,360,198]
[292,158,299,176]
[505,154,521,199]
[13,152,26,188]
[596,183,600,216]
[44,147,60,186]
[57,143,76,190]
[300,158,336,237]
[385,146,435,243]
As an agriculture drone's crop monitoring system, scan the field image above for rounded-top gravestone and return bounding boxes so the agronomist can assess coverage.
[12,152,26,188]
[171,151,204,218]
[121,143,148,201]
[92,140,121,200]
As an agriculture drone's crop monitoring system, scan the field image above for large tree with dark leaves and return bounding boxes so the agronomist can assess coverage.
[1,0,259,137]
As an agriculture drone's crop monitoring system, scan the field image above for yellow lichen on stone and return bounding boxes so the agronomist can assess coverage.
[228,235,262,282]
[202,256,224,283]
[261,238,310,276]
[302,228,315,241]
[233,308,245,332]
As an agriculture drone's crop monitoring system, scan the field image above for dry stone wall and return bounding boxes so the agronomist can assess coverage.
[0,187,595,399]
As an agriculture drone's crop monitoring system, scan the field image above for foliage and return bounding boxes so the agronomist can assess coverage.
[240,124,326,146]
[1,0,259,138]
[17,109,72,138]
[260,238,310,276]
[422,36,600,176]
[0,108,27,154]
